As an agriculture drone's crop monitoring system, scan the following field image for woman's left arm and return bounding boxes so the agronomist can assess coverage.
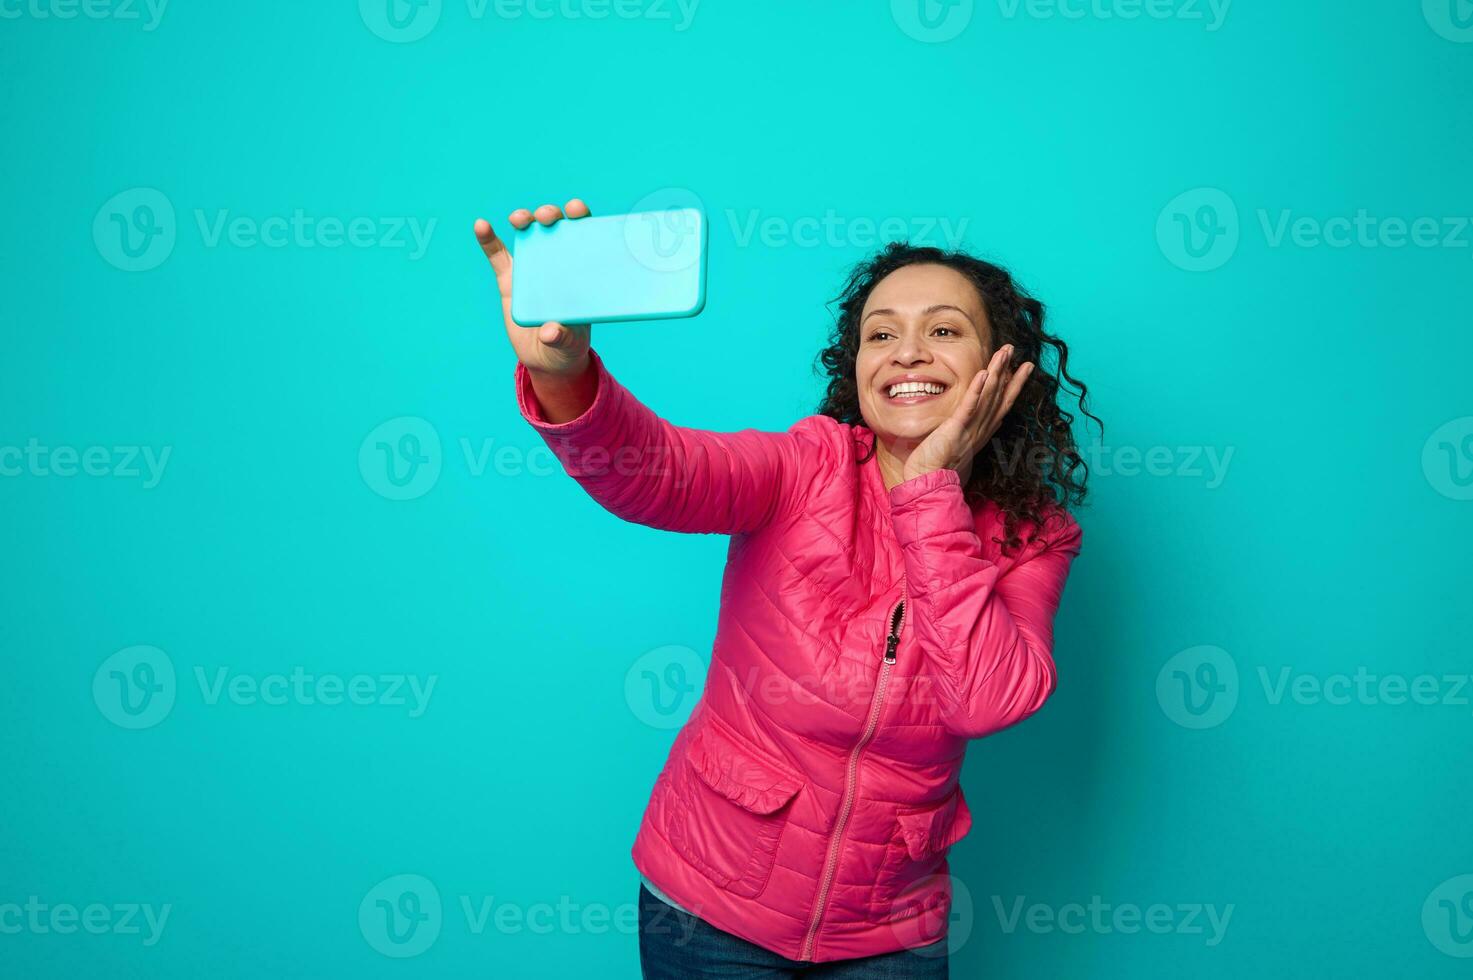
[887,344,1082,740]
[889,468,1083,739]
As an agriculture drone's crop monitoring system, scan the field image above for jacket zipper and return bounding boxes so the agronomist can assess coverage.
[799,579,907,961]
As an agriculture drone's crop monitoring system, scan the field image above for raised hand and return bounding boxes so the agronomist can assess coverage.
[473,199,594,378]
[901,344,1035,483]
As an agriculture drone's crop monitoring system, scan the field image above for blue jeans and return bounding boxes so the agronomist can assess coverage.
[638,884,949,979]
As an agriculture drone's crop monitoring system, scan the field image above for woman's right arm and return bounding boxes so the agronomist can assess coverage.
[474,199,834,536]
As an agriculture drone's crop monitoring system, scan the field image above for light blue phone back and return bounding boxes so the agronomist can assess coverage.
[509,207,707,326]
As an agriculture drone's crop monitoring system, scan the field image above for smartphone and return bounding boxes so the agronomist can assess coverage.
[510,208,707,326]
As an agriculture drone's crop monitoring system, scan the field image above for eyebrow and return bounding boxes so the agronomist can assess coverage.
[862,304,975,326]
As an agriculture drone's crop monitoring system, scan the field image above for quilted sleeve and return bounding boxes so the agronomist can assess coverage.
[888,467,1083,739]
[514,347,831,536]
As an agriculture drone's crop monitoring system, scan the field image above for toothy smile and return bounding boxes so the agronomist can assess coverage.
[885,380,949,402]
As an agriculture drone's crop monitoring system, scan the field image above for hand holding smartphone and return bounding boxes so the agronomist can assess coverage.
[473,199,596,384]
[473,196,709,422]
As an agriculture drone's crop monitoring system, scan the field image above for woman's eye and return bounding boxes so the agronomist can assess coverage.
[868,330,892,341]
[934,326,955,336]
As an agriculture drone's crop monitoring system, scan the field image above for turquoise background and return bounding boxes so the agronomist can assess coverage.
[4,1,1472,976]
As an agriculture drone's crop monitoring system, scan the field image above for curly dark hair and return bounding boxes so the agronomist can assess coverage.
[814,241,1100,555]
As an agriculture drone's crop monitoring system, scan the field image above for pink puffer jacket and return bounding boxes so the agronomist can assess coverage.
[515,348,1083,963]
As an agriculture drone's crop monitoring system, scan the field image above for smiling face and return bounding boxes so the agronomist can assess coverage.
[856,262,992,456]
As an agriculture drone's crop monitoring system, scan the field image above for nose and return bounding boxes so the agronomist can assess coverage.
[892,329,932,366]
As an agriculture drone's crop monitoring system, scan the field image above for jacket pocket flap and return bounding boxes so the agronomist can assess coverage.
[896,787,973,861]
[687,722,803,815]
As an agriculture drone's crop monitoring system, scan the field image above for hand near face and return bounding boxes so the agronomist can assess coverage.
[900,344,1035,484]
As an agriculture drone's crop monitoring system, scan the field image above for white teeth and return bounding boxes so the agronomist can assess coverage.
[887,382,946,398]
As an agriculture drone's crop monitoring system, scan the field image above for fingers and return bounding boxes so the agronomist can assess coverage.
[975,346,1036,433]
[537,320,592,345]
[484,196,591,273]
[945,345,1037,468]
[970,346,1011,422]
[963,368,988,420]
[942,369,985,429]
[537,321,593,352]
[998,361,1034,418]
[509,199,590,230]
[538,321,586,348]
[964,344,1017,440]
[988,344,1017,396]
[473,217,512,284]
[988,343,1014,378]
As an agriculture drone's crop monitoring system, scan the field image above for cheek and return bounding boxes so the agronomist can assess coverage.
[855,374,885,423]
[947,349,985,375]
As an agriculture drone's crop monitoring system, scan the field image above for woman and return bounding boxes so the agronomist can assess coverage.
[473,198,1096,979]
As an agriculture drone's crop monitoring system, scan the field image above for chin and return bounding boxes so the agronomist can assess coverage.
[862,404,943,440]
[876,419,939,445]
[886,411,943,431]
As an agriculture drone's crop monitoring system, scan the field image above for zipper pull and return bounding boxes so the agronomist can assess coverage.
[883,598,904,664]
